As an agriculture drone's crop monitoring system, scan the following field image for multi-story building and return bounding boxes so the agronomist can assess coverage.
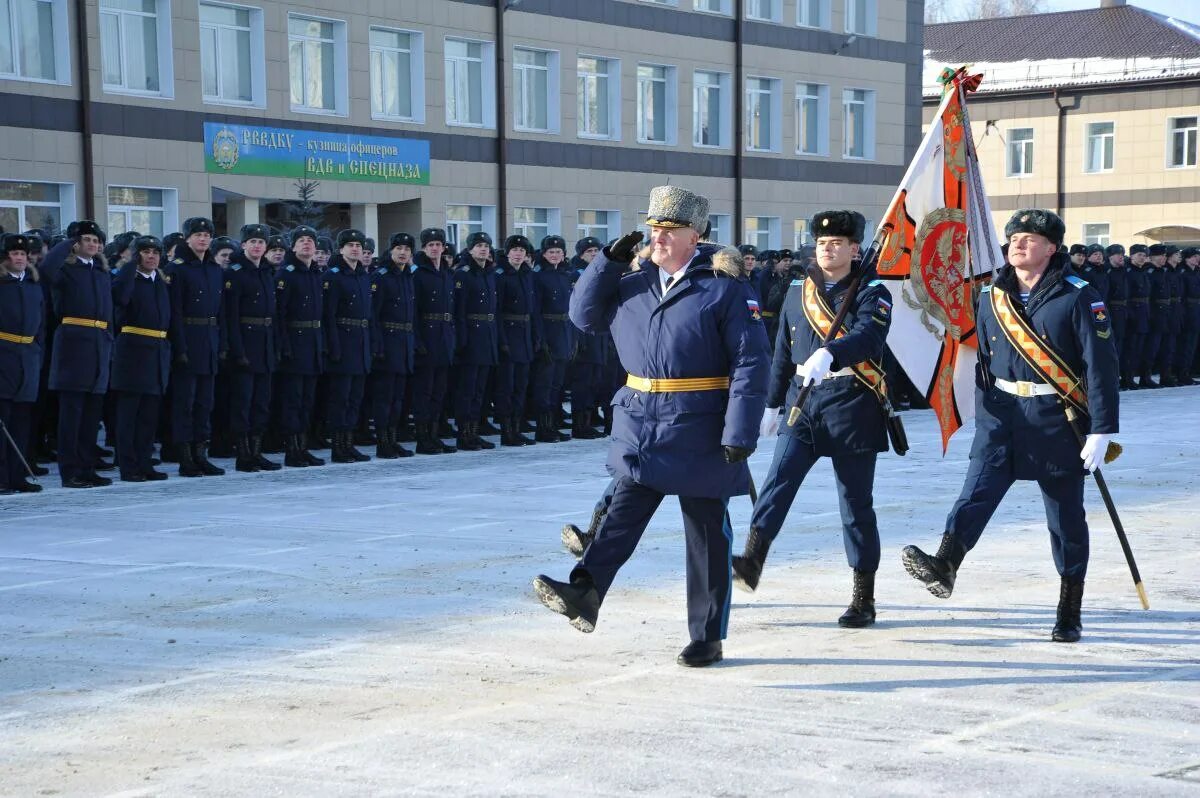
[0,0,922,250]
[924,0,1200,247]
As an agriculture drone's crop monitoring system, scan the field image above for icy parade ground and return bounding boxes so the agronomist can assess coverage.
[1,389,1197,796]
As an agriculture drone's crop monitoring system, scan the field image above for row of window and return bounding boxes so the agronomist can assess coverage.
[659,0,879,37]
[1005,117,1198,176]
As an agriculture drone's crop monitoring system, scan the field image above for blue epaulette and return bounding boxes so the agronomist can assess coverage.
[1065,274,1088,289]
[980,284,992,293]
[285,264,295,272]
[330,266,340,274]
[790,278,802,286]
[409,263,419,273]
[230,263,241,271]
[532,264,541,272]
[867,278,883,287]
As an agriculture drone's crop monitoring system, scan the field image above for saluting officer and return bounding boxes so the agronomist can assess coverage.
[533,186,770,668]
[568,236,607,440]
[411,227,457,455]
[453,232,499,452]
[0,233,45,494]
[1124,244,1151,388]
[224,223,280,472]
[1104,245,1130,388]
[530,235,575,443]
[733,211,893,628]
[323,229,373,463]
[1179,247,1200,386]
[902,210,1118,643]
[369,233,417,459]
[495,234,539,447]
[275,226,326,468]
[110,236,171,482]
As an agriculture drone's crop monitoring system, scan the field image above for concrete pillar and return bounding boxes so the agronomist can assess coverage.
[225,197,259,235]
[351,203,379,244]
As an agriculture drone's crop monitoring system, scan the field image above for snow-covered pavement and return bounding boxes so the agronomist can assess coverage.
[1,389,1198,796]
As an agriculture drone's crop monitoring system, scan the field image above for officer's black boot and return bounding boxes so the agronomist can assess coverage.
[532,571,600,633]
[474,421,496,449]
[331,431,355,463]
[512,414,535,445]
[838,570,877,628]
[561,505,605,558]
[572,409,602,439]
[1139,371,1160,389]
[284,434,310,468]
[375,427,399,459]
[478,416,501,436]
[500,418,521,447]
[732,527,771,593]
[456,419,482,451]
[391,427,413,458]
[177,441,203,477]
[901,532,967,599]
[192,442,226,476]
[251,435,281,471]
[1051,577,1085,643]
[415,422,444,455]
[234,435,259,473]
[347,431,371,462]
[676,640,723,668]
[300,434,325,466]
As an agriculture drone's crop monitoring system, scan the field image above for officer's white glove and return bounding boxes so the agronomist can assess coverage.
[797,348,834,387]
[1080,433,1111,472]
[759,407,781,438]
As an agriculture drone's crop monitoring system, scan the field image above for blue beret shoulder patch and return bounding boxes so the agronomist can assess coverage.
[790,279,802,286]
[330,266,339,274]
[1065,274,1088,289]
[285,264,295,272]
[230,263,241,271]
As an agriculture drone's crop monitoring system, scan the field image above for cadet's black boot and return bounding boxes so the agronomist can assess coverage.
[347,432,371,462]
[331,431,356,463]
[192,442,226,476]
[838,570,877,628]
[732,527,771,593]
[177,441,203,477]
[473,421,496,450]
[561,505,606,557]
[300,434,325,466]
[536,412,568,443]
[901,532,966,599]
[284,434,310,468]
[438,417,455,439]
[438,421,457,453]
[457,419,482,451]
[532,572,600,633]
[416,422,444,455]
[572,409,602,439]
[1160,373,1178,388]
[234,435,259,473]
[512,414,535,445]
[478,416,501,436]
[500,418,522,447]
[391,427,413,458]
[1051,577,1084,643]
[375,427,399,459]
[677,640,723,668]
[252,435,282,471]
[1139,372,1160,389]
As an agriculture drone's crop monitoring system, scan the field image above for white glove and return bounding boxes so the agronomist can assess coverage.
[1080,433,1111,472]
[759,407,781,438]
[797,348,834,387]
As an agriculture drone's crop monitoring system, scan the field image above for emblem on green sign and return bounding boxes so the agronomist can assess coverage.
[212,128,240,171]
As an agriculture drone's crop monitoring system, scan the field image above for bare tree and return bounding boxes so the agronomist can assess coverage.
[928,0,1047,22]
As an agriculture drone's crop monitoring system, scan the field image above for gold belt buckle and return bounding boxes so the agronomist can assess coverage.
[1015,380,1035,397]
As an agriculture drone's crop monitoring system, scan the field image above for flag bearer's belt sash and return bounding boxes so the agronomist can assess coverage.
[121,326,167,339]
[989,285,1087,413]
[626,374,730,393]
[0,331,34,344]
[995,378,1057,397]
[62,317,108,330]
[800,277,887,397]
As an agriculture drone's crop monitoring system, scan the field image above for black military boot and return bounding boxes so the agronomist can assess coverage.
[500,418,522,447]
[572,409,603,439]
[252,435,282,471]
[375,427,399,459]
[1139,372,1160,389]
[838,570,877,628]
[456,420,482,452]
[1051,577,1085,643]
[284,434,310,467]
[416,421,444,455]
[192,442,226,476]
[532,572,600,633]
[438,421,457,453]
[561,505,605,558]
[536,411,568,443]
[677,640,723,668]
[438,416,456,439]
[331,431,356,463]
[732,527,772,593]
[1160,373,1178,388]
[234,435,259,473]
[347,431,371,462]
[391,427,413,458]
[478,416,501,436]
[300,434,325,466]
[512,414,535,445]
[901,532,967,599]
[474,422,496,450]
[177,441,203,477]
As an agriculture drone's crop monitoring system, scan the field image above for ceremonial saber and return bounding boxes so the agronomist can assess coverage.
[1064,407,1149,610]
[0,418,37,482]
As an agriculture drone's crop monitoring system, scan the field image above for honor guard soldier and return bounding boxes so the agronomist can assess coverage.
[322,229,373,463]
[495,234,539,447]
[533,185,770,667]
[369,233,417,459]
[0,234,45,493]
[412,227,457,455]
[275,226,326,468]
[110,236,171,482]
[452,232,499,452]
[224,223,280,472]
[568,236,607,440]
[1081,244,1109,300]
[1141,244,1170,388]
[44,221,114,488]
[1124,244,1151,388]
[733,211,893,627]
[1104,245,1130,388]
[902,210,1119,643]
[531,235,575,443]
[1160,246,1185,386]
[1179,247,1200,385]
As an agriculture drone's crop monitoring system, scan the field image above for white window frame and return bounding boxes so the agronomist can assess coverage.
[513,207,561,245]
[577,209,621,243]
[368,26,425,123]
[444,36,496,129]
[0,179,75,233]
[796,0,830,29]
[445,204,497,249]
[844,0,877,36]
[513,46,560,134]
[0,0,70,84]
[794,219,813,249]
[200,2,265,108]
[795,81,830,156]
[693,0,732,14]
[287,13,348,116]
[746,0,781,23]
[1007,127,1035,177]
[577,54,620,141]
[707,213,731,244]
[1083,120,1115,174]
[841,87,875,160]
[745,75,782,153]
[637,62,677,146]
[99,0,174,98]
[744,216,781,250]
[692,69,731,149]
[105,184,178,238]
[1167,115,1198,170]
[1082,223,1111,247]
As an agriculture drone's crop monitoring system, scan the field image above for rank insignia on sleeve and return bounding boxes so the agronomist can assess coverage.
[747,298,762,321]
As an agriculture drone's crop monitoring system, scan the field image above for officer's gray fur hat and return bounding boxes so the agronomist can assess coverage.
[1004,209,1065,246]
[645,186,709,233]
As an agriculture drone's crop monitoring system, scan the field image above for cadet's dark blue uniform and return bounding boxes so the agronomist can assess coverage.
[1104,258,1128,371]
[322,257,373,434]
[760,269,792,348]
[0,266,43,490]
[568,244,769,643]
[1180,260,1200,379]
[224,252,276,436]
[453,257,498,428]
[569,254,609,422]
[530,258,575,416]
[111,263,171,479]
[275,253,324,436]
[1159,264,1184,379]
[494,260,539,422]
[411,253,456,426]
[1124,265,1150,382]
[1142,263,1168,383]
[751,272,892,574]
[946,258,1118,580]
[369,260,415,436]
[167,246,225,445]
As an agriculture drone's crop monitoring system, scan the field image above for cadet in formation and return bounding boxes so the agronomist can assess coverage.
[369,233,417,459]
[0,233,44,494]
[323,229,374,463]
[275,226,325,467]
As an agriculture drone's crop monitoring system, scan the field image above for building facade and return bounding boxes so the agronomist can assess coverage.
[1,0,922,250]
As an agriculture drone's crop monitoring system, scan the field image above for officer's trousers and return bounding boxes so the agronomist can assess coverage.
[170,371,215,443]
[229,371,272,434]
[326,373,366,432]
[57,390,103,482]
[1141,327,1163,377]
[454,364,490,425]
[370,371,407,430]
[945,457,1089,580]
[749,434,881,573]
[411,364,450,424]
[0,399,32,488]
[573,475,732,643]
[116,392,160,478]
[531,358,568,413]
[493,361,530,418]
[278,373,318,435]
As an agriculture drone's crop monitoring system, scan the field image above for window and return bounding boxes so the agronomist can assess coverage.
[694,0,731,13]
[578,210,619,243]
[693,70,729,148]
[794,219,811,249]
[842,88,875,159]
[797,0,829,29]
[370,27,424,122]
[446,37,496,128]
[1168,116,1197,169]
[446,204,496,248]
[577,55,619,140]
[744,216,779,250]
[200,3,263,106]
[1082,223,1110,247]
[288,15,346,114]
[100,0,172,96]
[1007,127,1034,176]
[637,64,676,145]
[1084,121,1114,173]
[796,82,829,156]
[706,214,730,244]
[0,0,65,82]
[514,207,560,245]
[746,0,780,22]
[107,186,175,237]
[746,77,781,152]
[514,47,558,133]
[0,180,69,233]
[845,0,876,36]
